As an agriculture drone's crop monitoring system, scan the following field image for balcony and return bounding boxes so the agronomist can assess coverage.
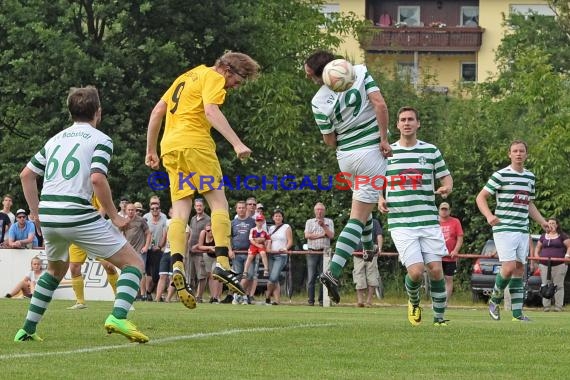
[361,26,484,53]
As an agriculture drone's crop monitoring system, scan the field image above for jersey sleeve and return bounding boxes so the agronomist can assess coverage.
[362,67,380,95]
[484,171,502,195]
[91,138,113,176]
[27,147,47,176]
[433,147,450,179]
[202,70,226,106]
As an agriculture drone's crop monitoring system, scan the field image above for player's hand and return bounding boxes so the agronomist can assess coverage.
[378,197,388,214]
[145,152,160,170]
[111,214,129,230]
[380,140,392,158]
[234,143,252,161]
[486,215,500,226]
[435,186,452,199]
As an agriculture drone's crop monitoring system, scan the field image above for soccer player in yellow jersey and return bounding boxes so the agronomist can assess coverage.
[67,195,119,309]
[145,52,260,309]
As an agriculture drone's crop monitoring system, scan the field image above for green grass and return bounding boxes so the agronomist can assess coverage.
[2,298,569,379]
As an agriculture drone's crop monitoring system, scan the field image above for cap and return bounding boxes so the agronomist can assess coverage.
[134,202,144,211]
[439,202,450,210]
[255,214,265,221]
[120,196,129,202]
[256,203,264,209]
[16,209,27,217]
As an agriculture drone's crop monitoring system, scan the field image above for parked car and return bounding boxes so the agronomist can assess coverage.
[470,237,541,305]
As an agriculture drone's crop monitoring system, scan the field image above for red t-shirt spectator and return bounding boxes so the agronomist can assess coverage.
[440,217,464,262]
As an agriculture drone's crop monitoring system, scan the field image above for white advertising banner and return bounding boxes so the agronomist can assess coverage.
[0,249,115,301]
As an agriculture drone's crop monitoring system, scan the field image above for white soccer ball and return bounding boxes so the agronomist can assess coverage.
[322,59,355,92]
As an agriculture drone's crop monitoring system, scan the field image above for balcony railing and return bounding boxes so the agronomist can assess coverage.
[361,26,484,52]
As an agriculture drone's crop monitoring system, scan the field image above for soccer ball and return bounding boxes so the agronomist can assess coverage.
[322,59,355,92]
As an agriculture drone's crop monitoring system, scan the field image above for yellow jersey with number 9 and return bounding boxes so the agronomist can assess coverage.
[160,65,226,155]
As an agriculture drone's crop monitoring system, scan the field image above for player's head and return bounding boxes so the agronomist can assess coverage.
[215,52,260,89]
[508,139,528,165]
[67,86,101,125]
[304,50,335,84]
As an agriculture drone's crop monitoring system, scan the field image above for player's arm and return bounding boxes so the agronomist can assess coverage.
[20,167,40,219]
[435,175,453,198]
[204,103,251,159]
[91,172,125,229]
[528,201,549,232]
[475,188,499,226]
[145,100,167,170]
[368,90,391,156]
[322,133,337,147]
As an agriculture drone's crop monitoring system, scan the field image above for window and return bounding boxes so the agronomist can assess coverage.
[461,6,479,27]
[398,6,420,27]
[397,62,418,85]
[461,63,476,82]
[510,4,555,17]
[320,3,340,20]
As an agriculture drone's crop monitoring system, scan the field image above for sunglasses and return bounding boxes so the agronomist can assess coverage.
[247,203,256,206]
[17,215,26,219]
[150,207,160,211]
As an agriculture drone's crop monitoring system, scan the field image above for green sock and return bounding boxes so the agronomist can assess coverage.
[361,214,374,251]
[490,273,510,304]
[23,272,60,334]
[329,219,364,278]
[509,277,524,318]
[430,278,447,320]
[405,274,422,306]
[112,266,142,319]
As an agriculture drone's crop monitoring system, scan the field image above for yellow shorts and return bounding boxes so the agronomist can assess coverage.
[69,244,88,263]
[162,148,223,202]
[68,244,107,264]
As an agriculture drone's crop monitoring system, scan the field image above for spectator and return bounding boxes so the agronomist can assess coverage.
[143,195,168,223]
[118,197,129,218]
[266,209,293,305]
[187,198,210,303]
[438,202,464,302]
[229,200,256,304]
[5,256,44,298]
[533,218,570,312]
[245,197,257,218]
[476,139,549,322]
[2,194,15,224]
[304,202,334,306]
[353,218,383,307]
[7,209,38,248]
[196,223,222,303]
[242,214,271,286]
[0,207,11,247]
[134,202,145,217]
[123,203,151,300]
[144,202,168,301]
[255,203,268,231]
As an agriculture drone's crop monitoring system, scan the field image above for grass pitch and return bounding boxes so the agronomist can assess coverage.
[2,298,569,379]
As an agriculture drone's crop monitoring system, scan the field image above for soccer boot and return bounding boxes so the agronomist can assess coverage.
[407,301,422,326]
[319,271,340,303]
[512,315,531,322]
[212,264,246,296]
[171,262,197,310]
[488,300,501,321]
[104,315,149,343]
[433,318,449,326]
[14,329,43,342]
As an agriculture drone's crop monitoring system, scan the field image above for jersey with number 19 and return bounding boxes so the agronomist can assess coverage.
[27,122,112,228]
[311,64,381,152]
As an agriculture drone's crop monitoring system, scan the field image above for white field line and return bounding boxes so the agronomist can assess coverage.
[1,323,336,361]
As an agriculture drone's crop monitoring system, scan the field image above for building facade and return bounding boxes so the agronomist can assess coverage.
[330,0,554,92]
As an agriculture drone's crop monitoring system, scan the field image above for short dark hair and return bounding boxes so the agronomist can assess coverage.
[509,139,528,153]
[67,86,100,122]
[305,50,336,78]
[397,106,420,121]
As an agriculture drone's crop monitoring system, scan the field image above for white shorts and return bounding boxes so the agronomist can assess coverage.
[493,231,529,264]
[391,227,447,268]
[43,217,127,262]
[337,147,387,204]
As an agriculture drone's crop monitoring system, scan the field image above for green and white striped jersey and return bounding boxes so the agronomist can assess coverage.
[27,122,113,228]
[385,140,450,230]
[311,64,381,152]
[484,166,535,233]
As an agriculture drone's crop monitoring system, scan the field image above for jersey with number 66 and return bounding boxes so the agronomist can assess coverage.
[26,122,112,228]
[311,64,381,152]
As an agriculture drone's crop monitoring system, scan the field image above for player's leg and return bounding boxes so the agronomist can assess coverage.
[489,232,518,320]
[422,228,449,325]
[67,244,88,309]
[204,189,245,295]
[510,233,530,321]
[101,260,118,295]
[15,232,69,342]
